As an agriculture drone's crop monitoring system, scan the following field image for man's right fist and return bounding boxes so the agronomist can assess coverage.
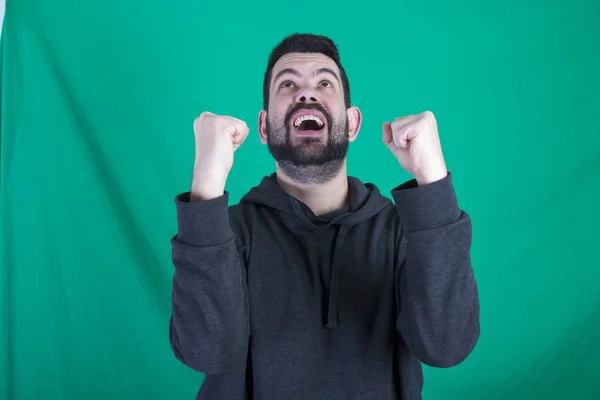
[191,112,249,201]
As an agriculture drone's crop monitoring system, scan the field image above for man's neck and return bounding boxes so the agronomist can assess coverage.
[275,163,350,216]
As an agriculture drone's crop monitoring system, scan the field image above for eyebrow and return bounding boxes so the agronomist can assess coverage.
[273,67,341,86]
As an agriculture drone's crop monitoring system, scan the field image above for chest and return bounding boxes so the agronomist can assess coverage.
[245,221,398,330]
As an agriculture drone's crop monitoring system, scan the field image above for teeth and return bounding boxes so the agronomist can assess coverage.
[294,114,324,128]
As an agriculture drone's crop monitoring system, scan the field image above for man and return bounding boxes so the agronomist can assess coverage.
[169,33,480,400]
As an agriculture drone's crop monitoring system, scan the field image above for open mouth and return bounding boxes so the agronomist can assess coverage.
[293,114,325,132]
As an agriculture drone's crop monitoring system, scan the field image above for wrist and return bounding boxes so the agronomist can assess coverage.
[415,169,448,186]
[191,177,226,201]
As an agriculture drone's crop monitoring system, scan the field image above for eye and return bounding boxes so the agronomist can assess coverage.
[319,80,333,88]
[280,80,296,88]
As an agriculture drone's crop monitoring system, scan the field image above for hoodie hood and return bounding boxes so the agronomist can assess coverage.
[239,173,392,328]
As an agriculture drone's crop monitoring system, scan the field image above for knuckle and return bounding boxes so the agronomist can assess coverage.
[422,110,435,120]
[199,111,214,121]
[195,112,217,132]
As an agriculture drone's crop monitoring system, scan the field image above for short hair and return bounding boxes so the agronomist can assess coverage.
[263,33,351,110]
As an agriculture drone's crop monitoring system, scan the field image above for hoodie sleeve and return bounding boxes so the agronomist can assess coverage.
[169,191,249,375]
[391,172,480,368]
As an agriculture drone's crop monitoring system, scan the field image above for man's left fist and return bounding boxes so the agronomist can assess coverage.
[382,110,448,186]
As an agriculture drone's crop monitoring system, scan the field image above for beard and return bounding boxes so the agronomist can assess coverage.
[265,103,349,185]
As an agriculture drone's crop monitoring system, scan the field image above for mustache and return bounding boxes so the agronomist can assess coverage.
[284,103,333,128]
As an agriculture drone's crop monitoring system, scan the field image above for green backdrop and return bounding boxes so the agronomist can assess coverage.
[2,0,599,399]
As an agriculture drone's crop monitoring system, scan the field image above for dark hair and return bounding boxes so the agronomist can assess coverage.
[263,33,351,110]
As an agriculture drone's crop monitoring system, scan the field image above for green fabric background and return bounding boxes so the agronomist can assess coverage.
[2,0,599,399]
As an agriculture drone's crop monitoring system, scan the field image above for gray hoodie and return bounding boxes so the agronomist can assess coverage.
[169,172,480,400]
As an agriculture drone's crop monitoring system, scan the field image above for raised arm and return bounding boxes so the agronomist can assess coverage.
[169,111,251,374]
[393,174,480,367]
[382,111,480,367]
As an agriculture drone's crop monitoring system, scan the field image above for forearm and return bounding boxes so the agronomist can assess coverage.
[393,174,480,367]
[396,214,479,367]
[169,192,249,374]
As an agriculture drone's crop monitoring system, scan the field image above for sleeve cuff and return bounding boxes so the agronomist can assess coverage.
[174,191,233,246]
[390,172,462,232]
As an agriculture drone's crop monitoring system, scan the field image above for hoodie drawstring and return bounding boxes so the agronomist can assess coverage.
[288,196,358,328]
[240,174,391,330]
[326,225,348,328]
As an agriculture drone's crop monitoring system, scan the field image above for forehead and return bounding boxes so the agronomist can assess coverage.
[271,53,340,81]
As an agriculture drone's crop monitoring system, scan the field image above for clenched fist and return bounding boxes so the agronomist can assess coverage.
[382,111,448,186]
[191,112,249,201]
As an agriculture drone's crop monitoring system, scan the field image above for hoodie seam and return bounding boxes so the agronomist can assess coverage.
[397,233,409,274]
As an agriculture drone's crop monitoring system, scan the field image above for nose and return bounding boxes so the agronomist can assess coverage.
[298,95,317,102]
[295,87,318,103]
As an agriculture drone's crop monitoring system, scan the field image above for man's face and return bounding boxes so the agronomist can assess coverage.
[259,52,360,184]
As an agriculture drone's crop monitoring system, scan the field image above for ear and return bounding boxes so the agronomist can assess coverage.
[258,109,268,144]
[347,106,362,143]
